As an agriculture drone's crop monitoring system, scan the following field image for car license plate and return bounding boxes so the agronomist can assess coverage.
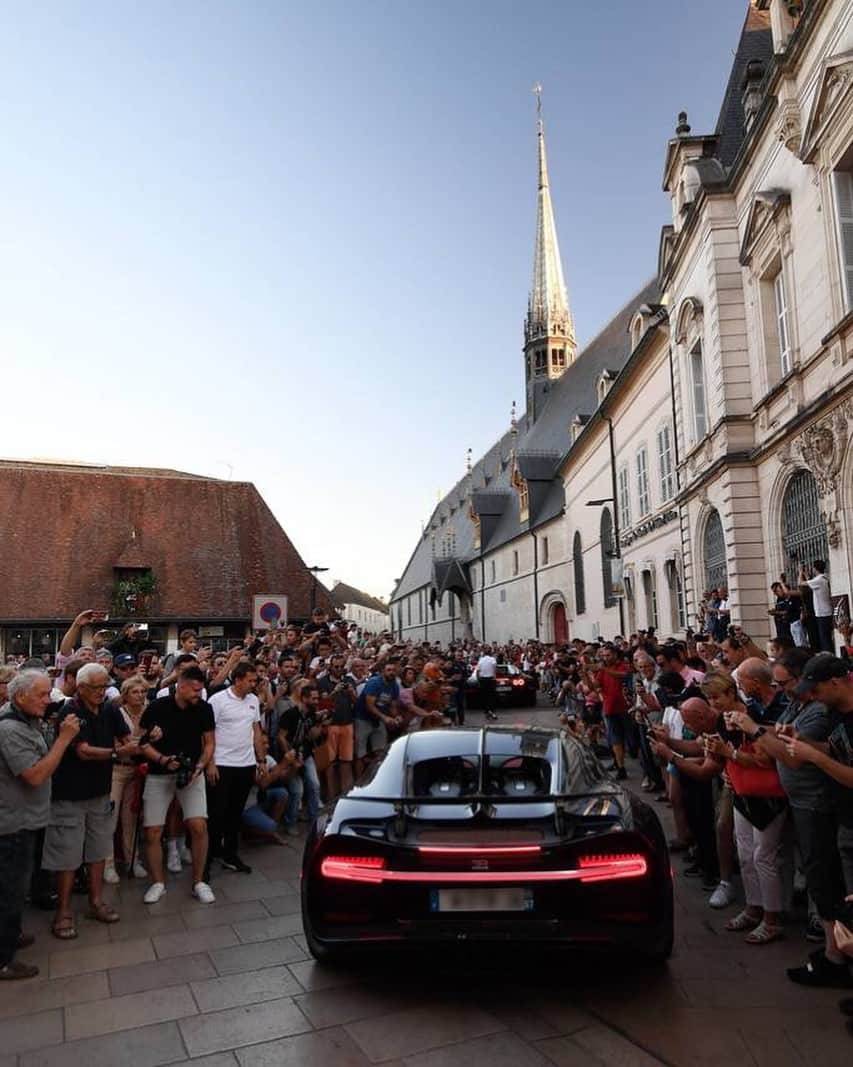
[430,888,533,912]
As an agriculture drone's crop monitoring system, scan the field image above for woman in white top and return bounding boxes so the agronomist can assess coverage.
[105,677,149,882]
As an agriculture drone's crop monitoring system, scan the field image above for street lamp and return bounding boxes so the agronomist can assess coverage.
[308,566,329,612]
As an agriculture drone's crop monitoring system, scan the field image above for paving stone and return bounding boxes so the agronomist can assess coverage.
[259,893,301,916]
[49,936,155,978]
[152,924,240,959]
[0,1007,64,1055]
[570,1026,665,1067]
[210,936,307,975]
[235,1027,374,1067]
[109,951,217,995]
[191,965,302,1012]
[288,958,360,992]
[402,1032,551,1067]
[295,984,415,1029]
[525,1001,593,1037]
[534,1036,595,1067]
[219,878,298,903]
[18,1020,186,1067]
[346,1004,506,1062]
[233,913,304,943]
[64,984,198,1040]
[107,912,187,942]
[181,899,268,929]
[0,970,109,1021]
[178,996,311,1057]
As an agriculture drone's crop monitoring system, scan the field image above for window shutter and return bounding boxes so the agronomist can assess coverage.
[833,171,853,312]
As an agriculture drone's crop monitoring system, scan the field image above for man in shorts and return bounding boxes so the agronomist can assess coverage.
[43,663,131,938]
[317,654,357,799]
[354,659,401,776]
[138,667,216,904]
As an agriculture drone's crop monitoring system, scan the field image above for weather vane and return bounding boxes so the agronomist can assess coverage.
[533,83,542,118]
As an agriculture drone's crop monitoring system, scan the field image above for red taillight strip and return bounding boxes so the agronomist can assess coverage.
[416,845,541,856]
[319,854,647,885]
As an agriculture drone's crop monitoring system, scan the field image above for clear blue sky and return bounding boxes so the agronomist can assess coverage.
[1,0,752,601]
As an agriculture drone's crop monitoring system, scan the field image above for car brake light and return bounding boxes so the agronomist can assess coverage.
[417,845,541,857]
[577,853,648,883]
[320,856,387,883]
[511,678,526,687]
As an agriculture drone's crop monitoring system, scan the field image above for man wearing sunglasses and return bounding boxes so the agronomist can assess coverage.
[42,663,133,940]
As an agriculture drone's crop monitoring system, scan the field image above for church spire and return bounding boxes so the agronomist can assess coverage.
[524,86,576,421]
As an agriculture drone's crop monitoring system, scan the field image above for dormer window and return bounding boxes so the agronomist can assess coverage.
[629,313,645,350]
[597,370,616,405]
[570,415,588,443]
[511,462,530,523]
[469,503,481,550]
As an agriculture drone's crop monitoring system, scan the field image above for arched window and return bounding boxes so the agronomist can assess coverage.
[782,470,828,579]
[703,509,728,591]
[573,531,586,615]
[600,508,615,608]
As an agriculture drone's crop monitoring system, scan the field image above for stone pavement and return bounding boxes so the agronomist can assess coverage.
[3,702,851,1067]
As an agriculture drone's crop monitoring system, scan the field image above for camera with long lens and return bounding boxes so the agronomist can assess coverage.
[173,754,195,789]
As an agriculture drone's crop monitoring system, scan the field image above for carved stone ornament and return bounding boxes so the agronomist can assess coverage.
[826,513,843,549]
[775,99,802,155]
[794,406,850,495]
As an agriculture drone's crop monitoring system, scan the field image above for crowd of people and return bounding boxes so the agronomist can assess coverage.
[1,595,853,1036]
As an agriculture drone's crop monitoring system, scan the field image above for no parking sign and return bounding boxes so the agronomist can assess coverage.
[251,594,288,630]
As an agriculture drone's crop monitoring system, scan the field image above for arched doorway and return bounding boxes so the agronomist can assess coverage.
[551,602,568,646]
[703,509,728,591]
[782,470,828,578]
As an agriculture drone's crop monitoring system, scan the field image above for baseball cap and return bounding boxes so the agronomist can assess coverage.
[114,653,137,668]
[793,653,849,697]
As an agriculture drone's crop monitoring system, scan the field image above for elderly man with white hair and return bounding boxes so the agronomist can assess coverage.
[42,662,134,940]
[0,670,80,979]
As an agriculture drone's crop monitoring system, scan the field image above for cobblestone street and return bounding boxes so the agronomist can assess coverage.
[2,702,850,1067]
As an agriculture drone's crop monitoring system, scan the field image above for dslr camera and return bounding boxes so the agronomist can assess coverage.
[172,754,196,789]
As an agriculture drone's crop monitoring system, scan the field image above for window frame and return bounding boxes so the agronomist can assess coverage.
[689,341,707,442]
[656,424,675,503]
[617,465,631,532]
[832,169,853,314]
[636,446,651,517]
[572,531,586,616]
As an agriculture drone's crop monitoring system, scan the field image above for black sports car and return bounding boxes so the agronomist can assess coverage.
[301,726,673,963]
[464,664,538,708]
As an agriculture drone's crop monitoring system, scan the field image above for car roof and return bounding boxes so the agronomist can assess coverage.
[401,726,558,762]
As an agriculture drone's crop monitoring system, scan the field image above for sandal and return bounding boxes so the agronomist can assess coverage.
[745,919,783,945]
[725,909,761,932]
[85,902,120,924]
[51,914,78,940]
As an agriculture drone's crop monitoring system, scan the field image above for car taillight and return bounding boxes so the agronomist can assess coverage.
[577,853,648,883]
[320,856,387,883]
[417,845,541,856]
[511,678,526,687]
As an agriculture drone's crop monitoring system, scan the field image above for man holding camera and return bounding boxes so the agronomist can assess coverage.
[278,680,326,836]
[43,663,132,938]
[138,667,216,904]
[317,654,357,799]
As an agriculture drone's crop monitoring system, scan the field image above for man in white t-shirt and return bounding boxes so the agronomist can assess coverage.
[206,661,263,877]
[476,647,498,721]
[804,560,834,653]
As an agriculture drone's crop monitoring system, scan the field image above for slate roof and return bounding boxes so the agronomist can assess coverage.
[393,278,659,600]
[0,460,331,622]
[713,2,773,169]
[331,581,389,616]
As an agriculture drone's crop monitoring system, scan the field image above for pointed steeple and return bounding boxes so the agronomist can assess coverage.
[524,86,576,421]
[525,87,574,348]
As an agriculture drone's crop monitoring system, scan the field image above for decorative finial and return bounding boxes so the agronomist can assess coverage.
[510,400,518,437]
[533,83,542,119]
[466,447,472,474]
[676,111,691,136]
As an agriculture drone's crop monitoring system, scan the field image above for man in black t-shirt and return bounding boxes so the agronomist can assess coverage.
[317,654,357,799]
[42,664,131,938]
[138,667,216,904]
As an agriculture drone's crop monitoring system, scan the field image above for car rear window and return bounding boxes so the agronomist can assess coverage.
[409,753,552,798]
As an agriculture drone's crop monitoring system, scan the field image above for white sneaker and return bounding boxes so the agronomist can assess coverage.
[709,880,736,909]
[166,850,182,874]
[193,881,215,904]
[178,842,192,864]
[132,861,148,879]
[143,882,167,905]
[103,861,120,885]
